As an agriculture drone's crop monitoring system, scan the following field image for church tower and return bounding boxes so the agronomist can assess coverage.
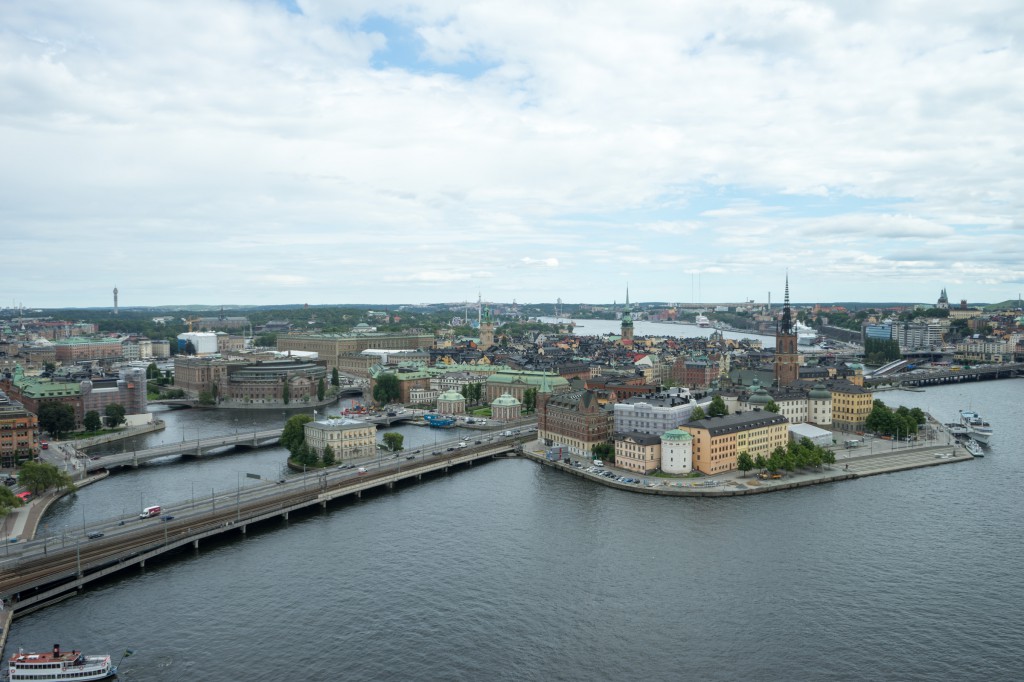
[774,275,799,387]
[620,287,634,344]
[479,307,495,349]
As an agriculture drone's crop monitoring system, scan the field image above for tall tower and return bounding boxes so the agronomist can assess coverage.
[113,286,119,315]
[479,307,495,349]
[774,275,799,386]
[620,286,634,344]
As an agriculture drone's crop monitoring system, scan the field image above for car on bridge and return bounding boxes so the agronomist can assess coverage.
[86,531,104,539]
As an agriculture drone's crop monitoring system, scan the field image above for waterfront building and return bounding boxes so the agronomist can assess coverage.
[660,429,693,475]
[537,388,613,457]
[484,370,569,403]
[955,339,1011,364]
[436,389,467,415]
[174,356,329,406]
[828,380,873,432]
[722,379,833,427]
[81,367,150,426]
[681,411,789,475]
[0,389,39,468]
[615,432,662,474]
[409,387,439,405]
[304,417,376,461]
[890,320,948,350]
[278,332,435,376]
[774,276,800,387]
[489,392,522,421]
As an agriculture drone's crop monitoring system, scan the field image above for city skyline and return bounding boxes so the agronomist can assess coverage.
[2,1,1021,308]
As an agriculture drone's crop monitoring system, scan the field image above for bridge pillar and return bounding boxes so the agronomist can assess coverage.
[387,482,394,490]
[417,474,422,481]
[282,511,289,520]
[320,500,327,509]
[240,525,247,535]
[356,490,361,498]
[193,539,200,549]
[140,559,146,569]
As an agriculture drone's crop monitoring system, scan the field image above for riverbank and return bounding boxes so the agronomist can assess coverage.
[3,471,110,544]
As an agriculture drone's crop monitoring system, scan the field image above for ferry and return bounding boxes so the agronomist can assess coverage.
[959,410,992,444]
[963,438,984,458]
[8,645,116,681]
[695,313,710,328]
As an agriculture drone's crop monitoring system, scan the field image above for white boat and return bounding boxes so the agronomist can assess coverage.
[959,410,992,444]
[794,321,818,346]
[695,313,710,327]
[8,645,118,681]
[963,438,984,457]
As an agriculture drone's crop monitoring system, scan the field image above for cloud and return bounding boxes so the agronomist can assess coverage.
[520,257,559,268]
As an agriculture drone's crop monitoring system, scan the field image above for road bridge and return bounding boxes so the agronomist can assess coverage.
[1,435,531,615]
[864,363,1024,388]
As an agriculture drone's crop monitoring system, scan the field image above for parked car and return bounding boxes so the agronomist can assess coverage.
[86,531,104,539]
[406,455,416,460]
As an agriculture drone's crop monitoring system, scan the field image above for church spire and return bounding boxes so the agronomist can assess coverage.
[779,272,793,335]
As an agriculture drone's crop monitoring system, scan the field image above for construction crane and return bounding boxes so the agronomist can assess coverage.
[183,317,202,333]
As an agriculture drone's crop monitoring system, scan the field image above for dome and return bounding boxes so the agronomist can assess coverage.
[490,392,520,407]
[438,390,466,402]
[808,383,831,400]
[748,386,773,405]
[661,429,693,442]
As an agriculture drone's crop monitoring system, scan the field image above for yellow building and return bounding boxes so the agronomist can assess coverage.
[615,433,662,474]
[303,417,376,461]
[682,412,789,475]
[828,381,874,432]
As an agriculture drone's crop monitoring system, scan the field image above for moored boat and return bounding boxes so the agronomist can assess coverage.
[963,438,984,458]
[695,313,710,327]
[8,645,116,681]
[959,410,992,444]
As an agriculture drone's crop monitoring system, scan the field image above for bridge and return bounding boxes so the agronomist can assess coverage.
[864,363,1024,388]
[1,435,531,615]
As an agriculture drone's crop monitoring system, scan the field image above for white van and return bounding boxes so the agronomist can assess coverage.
[592,460,604,467]
[139,505,161,519]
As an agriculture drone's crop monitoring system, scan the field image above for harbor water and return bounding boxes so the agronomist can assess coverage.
[5,380,1023,680]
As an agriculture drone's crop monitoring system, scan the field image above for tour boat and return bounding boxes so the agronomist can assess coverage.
[695,313,710,328]
[8,645,117,681]
[963,438,984,458]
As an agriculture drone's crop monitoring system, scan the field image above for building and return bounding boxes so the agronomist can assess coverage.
[175,356,330,406]
[828,380,873,432]
[537,388,613,457]
[278,332,435,376]
[81,368,150,426]
[303,417,376,461]
[613,388,710,435]
[436,389,467,415]
[177,332,219,355]
[484,370,569,403]
[681,411,789,475]
[53,337,124,364]
[660,429,693,475]
[620,289,634,345]
[615,432,662,474]
[774,276,800,387]
[479,307,495,349]
[490,392,522,421]
[0,389,39,468]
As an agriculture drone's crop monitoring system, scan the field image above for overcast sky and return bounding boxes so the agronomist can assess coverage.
[2,1,1022,309]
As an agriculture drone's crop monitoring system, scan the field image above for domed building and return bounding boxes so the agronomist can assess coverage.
[436,389,467,415]
[490,392,521,421]
[660,429,693,474]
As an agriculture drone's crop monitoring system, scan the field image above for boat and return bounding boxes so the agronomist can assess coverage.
[959,410,992,444]
[963,438,984,458]
[695,313,710,328]
[794,321,818,346]
[8,645,118,681]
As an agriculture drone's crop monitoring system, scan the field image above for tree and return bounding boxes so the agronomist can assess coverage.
[331,367,340,387]
[373,373,401,405]
[281,414,313,454]
[282,381,291,405]
[754,454,767,471]
[17,460,75,496]
[708,395,729,417]
[737,451,755,477]
[383,432,404,452]
[255,332,277,347]
[38,402,76,439]
[83,410,102,433]
[0,485,25,517]
[104,403,127,427]
[185,340,197,355]
[146,362,161,380]
[764,400,780,414]
[522,388,537,413]
[321,444,336,467]
[198,390,216,406]
[317,378,326,401]
[690,406,706,421]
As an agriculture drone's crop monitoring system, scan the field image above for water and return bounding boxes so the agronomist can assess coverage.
[538,316,776,347]
[7,380,1023,680]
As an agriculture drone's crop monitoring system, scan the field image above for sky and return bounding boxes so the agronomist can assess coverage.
[2,0,1022,309]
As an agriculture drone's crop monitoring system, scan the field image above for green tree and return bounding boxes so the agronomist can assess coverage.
[43,362,56,374]
[690,406,706,421]
[38,402,76,439]
[754,454,767,471]
[281,414,313,454]
[17,460,76,496]
[592,442,614,458]
[198,390,216,406]
[282,381,291,405]
[104,403,127,427]
[522,388,537,413]
[764,400,780,414]
[383,432,404,452]
[373,373,401,405]
[708,395,729,417]
[83,410,102,433]
[317,377,326,401]
[736,450,754,477]
[331,367,340,387]
[146,362,161,380]
[321,444,336,467]
[0,485,25,517]
[293,441,318,466]
[255,333,277,347]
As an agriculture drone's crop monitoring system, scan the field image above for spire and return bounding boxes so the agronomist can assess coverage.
[539,371,553,394]
[779,272,793,335]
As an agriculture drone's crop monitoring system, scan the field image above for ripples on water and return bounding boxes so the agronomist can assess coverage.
[8,381,1024,680]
